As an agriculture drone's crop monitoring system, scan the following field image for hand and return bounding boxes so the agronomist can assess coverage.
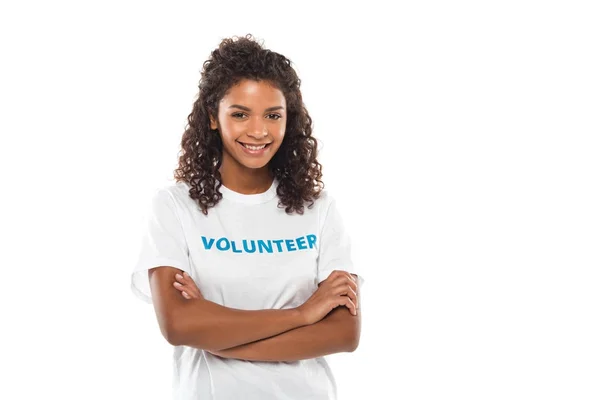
[172,271,204,300]
[297,270,358,325]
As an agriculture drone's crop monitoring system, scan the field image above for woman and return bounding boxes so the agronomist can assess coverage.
[131,34,365,400]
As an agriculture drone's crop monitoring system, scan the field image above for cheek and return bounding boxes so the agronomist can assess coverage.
[274,123,286,140]
[219,121,241,141]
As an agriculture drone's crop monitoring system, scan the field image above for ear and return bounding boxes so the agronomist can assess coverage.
[209,114,218,130]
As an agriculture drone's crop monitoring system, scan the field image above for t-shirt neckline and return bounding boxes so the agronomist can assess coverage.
[219,177,278,205]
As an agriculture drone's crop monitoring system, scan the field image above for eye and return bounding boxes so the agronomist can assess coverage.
[231,112,281,120]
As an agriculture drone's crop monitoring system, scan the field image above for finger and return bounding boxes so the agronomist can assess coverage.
[176,272,195,286]
[175,273,201,294]
[344,273,358,292]
[333,276,358,292]
[347,286,358,310]
[346,274,358,291]
[332,282,355,298]
[337,273,357,288]
[186,287,202,298]
[182,272,194,283]
[335,294,356,316]
[334,285,358,310]
[333,270,357,284]
[174,281,200,298]
[181,290,199,300]
[351,274,360,296]
[345,296,357,315]
[181,273,201,292]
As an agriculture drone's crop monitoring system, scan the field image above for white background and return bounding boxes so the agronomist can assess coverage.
[1,1,599,399]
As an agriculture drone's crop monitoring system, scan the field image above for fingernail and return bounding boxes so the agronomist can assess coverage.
[176,274,183,279]
[174,282,181,287]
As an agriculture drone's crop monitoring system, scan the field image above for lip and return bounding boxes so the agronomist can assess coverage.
[237,141,272,156]
[238,142,272,146]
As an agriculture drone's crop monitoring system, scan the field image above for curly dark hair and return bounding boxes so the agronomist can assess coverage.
[173,34,324,215]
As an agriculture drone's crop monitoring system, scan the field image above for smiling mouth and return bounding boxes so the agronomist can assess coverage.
[238,142,272,150]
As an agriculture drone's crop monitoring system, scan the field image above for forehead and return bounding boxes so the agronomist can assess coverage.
[220,79,286,108]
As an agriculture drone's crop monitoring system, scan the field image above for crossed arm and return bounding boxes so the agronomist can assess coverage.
[209,301,361,362]
[175,272,362,362]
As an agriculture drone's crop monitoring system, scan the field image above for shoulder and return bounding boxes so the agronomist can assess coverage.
[314,188,339,212]
[158,181,190,200]
[312,188,341,225]
[149,181,195,211]
[315,188,335,205]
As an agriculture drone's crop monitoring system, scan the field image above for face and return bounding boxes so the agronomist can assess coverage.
[210,79,287,171]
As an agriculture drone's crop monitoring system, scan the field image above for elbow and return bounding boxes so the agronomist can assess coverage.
[158,311,185,346]
[347,336,360,352]
[348,324,361,352]
[161,315,210,349]
[347,322,361,352]
[160,319,183,346]
[164,325,219,351]
[165,325,183,346]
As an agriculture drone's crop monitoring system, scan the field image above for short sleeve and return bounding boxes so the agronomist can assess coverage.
[316,197,365,289]
[130,188,192,304]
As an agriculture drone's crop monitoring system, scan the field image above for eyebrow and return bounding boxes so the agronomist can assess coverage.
[228,104,285,112]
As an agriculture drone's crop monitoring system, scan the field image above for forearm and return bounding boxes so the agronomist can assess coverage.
[172,299,306,351]
[209,307,357,362]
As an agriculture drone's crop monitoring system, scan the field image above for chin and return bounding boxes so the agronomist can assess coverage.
[238,159,272,170]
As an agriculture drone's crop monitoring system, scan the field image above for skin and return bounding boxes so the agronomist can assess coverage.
[173,271,360,360]
[209,79,287,195]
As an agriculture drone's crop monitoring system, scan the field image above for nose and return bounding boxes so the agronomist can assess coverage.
[247,117,268,139]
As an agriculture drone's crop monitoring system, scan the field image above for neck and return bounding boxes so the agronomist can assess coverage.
[219,158,274,195]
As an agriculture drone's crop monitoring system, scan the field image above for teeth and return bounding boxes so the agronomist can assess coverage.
[242,143,267,150]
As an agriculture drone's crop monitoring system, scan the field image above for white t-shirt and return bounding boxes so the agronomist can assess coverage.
[131,177,364,400]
